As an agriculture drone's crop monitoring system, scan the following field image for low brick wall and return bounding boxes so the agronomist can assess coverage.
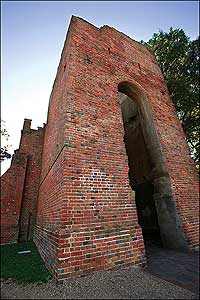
[1,151,28,244]
[1,120,45,244]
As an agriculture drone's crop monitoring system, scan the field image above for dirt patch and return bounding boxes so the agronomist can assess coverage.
[1,267,198,299]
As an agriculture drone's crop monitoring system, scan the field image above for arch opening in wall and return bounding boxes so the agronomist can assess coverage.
[118,83,161,248]
[118,81,188,252]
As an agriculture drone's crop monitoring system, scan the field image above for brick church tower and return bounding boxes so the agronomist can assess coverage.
[1,16,199,282]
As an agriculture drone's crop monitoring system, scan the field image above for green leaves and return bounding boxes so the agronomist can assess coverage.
[1,120,12,162]
[142,29,199,170]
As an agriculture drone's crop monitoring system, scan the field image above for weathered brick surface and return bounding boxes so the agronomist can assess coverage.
[35,17,147,280]
[1,119,45,244]
[156,107,199,249]
[35,16,199,281]
[1,151,28,244]
[18,120,45,242]
[1,16,199,280]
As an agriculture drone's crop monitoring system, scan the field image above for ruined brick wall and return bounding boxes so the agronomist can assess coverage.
[35,16,146,281]
[1,119,45,244]
[1,151,28,244]
[154,97,199,249]
[34,23,73,274]
[34,15,198,280]
[18,120,45,242]
[34,16,199,281]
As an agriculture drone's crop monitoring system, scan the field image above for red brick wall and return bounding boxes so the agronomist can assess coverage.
[18,120,45,242]
[35,17,147,281]
[1,151,28,244]
[35,16,199,281]
[35,149,65,276]
[155,102,199,249]
[1,119,45,244]
[34,22,74,275]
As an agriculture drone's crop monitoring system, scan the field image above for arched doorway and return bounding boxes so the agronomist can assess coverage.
[118,81,188,252]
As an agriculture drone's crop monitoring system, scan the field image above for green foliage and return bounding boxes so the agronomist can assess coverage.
[1,120,12,162]
[0,241,51,283]
[141,28,199,170]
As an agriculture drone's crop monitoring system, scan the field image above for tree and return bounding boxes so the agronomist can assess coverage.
[1,120,12,162]
[141,28,199,170]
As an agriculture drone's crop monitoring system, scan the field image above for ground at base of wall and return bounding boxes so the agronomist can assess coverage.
[144,242,199,295]
[0,241,51,283]
[1,266,198,300]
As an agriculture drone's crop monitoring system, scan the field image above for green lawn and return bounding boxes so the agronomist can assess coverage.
[0,241,51,283]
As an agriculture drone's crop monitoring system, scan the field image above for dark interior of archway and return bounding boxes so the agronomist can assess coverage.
[119,92,162,248]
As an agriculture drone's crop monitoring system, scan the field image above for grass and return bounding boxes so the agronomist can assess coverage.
[0,241,52,283]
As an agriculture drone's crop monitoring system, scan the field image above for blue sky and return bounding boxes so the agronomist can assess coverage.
[1,1,199,174]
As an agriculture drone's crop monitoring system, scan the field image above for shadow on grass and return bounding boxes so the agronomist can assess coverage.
[0,241,51,283]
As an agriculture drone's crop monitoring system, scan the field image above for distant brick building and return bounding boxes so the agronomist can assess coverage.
[1,16,199,282]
